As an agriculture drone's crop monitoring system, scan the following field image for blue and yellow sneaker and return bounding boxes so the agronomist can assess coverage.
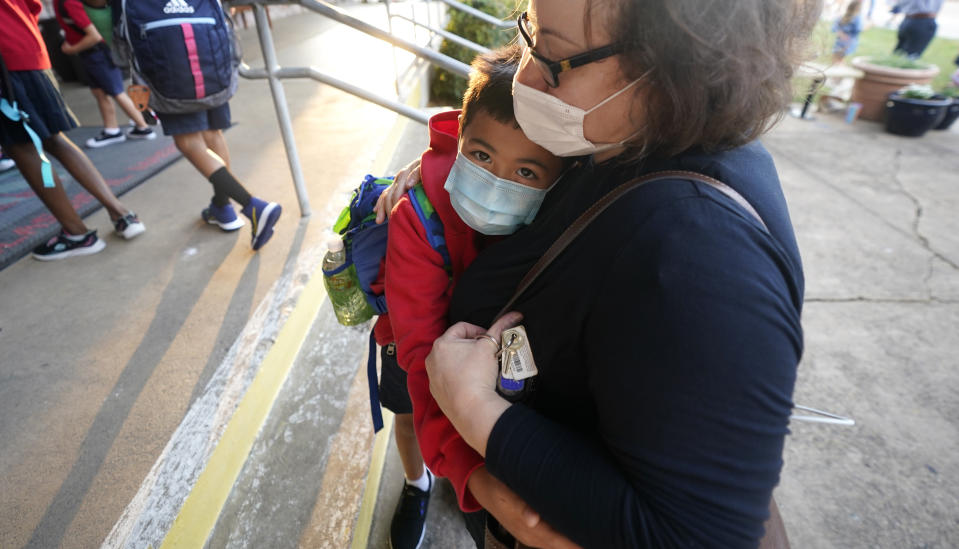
[202,202,245,231]
[241,198,282,251]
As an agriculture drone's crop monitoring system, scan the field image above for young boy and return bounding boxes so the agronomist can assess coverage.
[373,45,566,549]
[1,0,145,261]
[54,0,156,148]
[117,1,281,251]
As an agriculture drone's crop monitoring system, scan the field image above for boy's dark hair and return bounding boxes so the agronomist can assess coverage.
[460,44,523,133]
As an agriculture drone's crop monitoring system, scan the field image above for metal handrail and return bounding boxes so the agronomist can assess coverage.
[389,13,489,55]
[240,64,430,125]
[435,0,514,28]
[226,0,474,216]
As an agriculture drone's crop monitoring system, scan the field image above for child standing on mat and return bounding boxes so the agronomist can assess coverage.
[54,0,155,148]
[371,45,566,549]
[0,0,145,261]
[117,0,281,250]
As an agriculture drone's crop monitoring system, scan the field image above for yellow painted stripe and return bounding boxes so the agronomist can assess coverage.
[159,264,327,549]
[160,68,423,549]
[350,410,394,549]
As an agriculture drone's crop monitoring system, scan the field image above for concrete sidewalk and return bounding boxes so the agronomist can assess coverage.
[1,3,958,548]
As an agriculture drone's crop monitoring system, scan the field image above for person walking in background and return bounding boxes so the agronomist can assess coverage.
[833,1,864,64]
[892,0,944,58]
[117,0,281,251]
[1,0,145,261]
[54,0,155,148]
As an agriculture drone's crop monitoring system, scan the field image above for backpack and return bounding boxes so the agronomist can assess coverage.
[331,174,451,316]
[117,0,238,113]
[330,174,451,432]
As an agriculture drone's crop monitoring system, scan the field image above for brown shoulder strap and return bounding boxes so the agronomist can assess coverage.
[494,170,766,320]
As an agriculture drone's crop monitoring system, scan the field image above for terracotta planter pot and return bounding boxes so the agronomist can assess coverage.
[850,57,940,121]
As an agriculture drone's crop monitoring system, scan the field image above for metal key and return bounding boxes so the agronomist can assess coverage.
[498,331,525,378]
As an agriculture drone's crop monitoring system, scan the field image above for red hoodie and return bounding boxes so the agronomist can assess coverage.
[380,110,490,511]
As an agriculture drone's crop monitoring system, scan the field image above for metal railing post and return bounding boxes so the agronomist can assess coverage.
[252,3,311,217]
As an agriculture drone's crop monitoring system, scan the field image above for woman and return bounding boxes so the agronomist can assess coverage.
[385,0,819,546]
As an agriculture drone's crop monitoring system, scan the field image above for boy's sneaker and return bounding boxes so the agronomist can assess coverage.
[202,202,245,231]
[241,198,282,251]
[85,130,126,148]
[0,153,15,172]
[127,127,157,140]
[114,212,146,240]
[32,230,105,261]
[389,470,433,549]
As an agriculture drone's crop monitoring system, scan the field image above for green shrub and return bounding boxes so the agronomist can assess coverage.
[429,0,521,105]
[868,53,931,70]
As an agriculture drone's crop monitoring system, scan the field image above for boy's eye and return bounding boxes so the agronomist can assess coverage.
[471,150,491,163]
[517,167,538,180]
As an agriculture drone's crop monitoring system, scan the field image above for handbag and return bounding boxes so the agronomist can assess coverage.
[488,170,789,549]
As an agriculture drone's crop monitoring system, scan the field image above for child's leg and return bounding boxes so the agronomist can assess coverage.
[43,133,127,221]
[91,88,119,130]
[172,131,226,178]
[5,141,89,235]
[201,129,231,167]
[394,413,426,481]
[112,92,150,129]
[173,131,251,207]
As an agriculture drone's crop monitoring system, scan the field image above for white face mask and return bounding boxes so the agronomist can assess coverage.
[512,76,641,157]
[444,152,554,235]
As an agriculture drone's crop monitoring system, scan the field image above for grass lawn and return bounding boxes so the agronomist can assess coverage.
[807,19,959,91]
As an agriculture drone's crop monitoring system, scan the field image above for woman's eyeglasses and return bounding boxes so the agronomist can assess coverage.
[517,11,623,88]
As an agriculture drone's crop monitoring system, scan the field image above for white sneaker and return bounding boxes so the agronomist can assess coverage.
[114,212,146,240]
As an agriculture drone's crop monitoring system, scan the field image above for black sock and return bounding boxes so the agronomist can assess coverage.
[208,166,252,208]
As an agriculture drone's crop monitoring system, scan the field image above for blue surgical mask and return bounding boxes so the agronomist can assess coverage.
[444,152,553,235]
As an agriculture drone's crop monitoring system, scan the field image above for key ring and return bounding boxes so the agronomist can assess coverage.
[474,334,500,353]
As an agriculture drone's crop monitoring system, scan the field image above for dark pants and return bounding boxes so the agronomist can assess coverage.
[895,17,938,59]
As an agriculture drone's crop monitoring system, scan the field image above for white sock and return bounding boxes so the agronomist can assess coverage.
[406,468,431,492]
[64,231,87,241]
[104,127,120,135]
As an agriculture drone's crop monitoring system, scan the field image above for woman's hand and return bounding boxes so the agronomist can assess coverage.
[468,467,581,549]
[374,158,422,223]
[426,312,522,456]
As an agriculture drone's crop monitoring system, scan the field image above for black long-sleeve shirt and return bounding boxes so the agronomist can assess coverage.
[449,141,804,548]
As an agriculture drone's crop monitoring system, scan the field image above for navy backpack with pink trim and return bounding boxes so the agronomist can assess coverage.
[118,0,238,113]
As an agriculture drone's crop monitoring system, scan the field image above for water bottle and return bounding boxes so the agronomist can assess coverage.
[322,238,374,326]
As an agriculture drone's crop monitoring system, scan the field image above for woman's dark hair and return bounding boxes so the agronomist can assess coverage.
[605,0,822,158]
[460,43,524,133]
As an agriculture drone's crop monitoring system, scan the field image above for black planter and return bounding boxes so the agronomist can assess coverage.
[884,93,953,137]
[933,98,959,130]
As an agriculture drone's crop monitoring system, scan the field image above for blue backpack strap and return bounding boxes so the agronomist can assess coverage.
[407,185,452,275]
[367,329,384,433]
[0,100,54,188]
[0,53,53,188]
